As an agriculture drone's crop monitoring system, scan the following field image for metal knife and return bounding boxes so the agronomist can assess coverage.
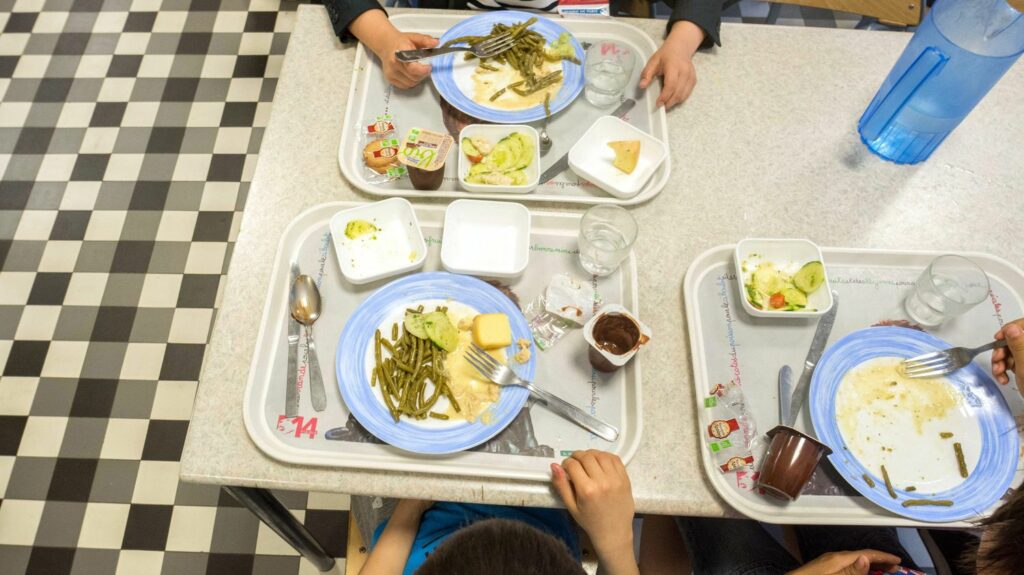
[778,365,793,426]
[539,98,637,184]
[285,262,300,417]
[787,292,839,427]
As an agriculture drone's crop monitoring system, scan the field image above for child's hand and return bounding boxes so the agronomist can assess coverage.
[786,550,901,575]
[350,10,438,89]
[639,20,704,109]
[551,450,634,554]
[375,31,438,89]
[992,318,1024,386]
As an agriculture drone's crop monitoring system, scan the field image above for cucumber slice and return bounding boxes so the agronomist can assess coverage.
[794,261,825,294]
[404,311,428,340]
[422,311,458,352]
[461,137,481,160]
[782,287,808,307]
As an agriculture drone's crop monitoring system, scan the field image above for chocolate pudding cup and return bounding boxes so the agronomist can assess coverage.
[407,164,445,191]
[586,311,648,373]
[757,425,832,501]
[397,128,453,192]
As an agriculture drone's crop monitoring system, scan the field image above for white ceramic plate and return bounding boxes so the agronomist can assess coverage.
[441,199,530,278]
[733,238,833,318]
[457,124,540,194]
[328,198,427,285]
[568,116,667,199]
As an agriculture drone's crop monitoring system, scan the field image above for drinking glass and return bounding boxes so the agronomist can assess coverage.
[903,255,990,326]
[578,205,637,277]
[584,41,636,107]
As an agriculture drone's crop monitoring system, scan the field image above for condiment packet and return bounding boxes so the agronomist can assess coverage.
[703,381,760,474]
[523,274,603,350]
[359,114,406,183]
[557,0,610,17]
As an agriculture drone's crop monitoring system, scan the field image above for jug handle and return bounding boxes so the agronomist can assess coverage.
[859,47,949,142]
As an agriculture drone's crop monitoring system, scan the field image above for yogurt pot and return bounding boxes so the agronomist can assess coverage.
[397,127,454,191]
[756,425,832,501]
[582,304,651,372]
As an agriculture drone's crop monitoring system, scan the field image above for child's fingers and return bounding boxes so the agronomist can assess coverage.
[561,456,592,491]
[409,33,439,48]
[573,450,605,479]
[550,463,578,514]
[638,55,660,89]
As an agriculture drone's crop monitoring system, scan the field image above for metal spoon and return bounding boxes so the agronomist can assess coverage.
[290,274,327,412]
[539,114,552,156]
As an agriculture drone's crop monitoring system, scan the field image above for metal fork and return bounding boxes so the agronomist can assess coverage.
[395,32,515,63]
[465,344,619,441]
[902,340,1008,378]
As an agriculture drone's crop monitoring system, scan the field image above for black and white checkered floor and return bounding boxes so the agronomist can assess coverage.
[0,1,887,573]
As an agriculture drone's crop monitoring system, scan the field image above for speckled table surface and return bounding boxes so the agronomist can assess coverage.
[180,5,1024,516]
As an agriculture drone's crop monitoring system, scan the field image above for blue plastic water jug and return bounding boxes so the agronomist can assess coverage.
[858,0,1024,164]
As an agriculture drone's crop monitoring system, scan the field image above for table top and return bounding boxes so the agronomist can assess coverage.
[179,5,1024,518]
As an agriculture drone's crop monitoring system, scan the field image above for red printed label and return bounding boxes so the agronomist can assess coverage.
[276,416,319,439]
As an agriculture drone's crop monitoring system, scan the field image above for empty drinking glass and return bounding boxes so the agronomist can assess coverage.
[904,255,990,326]
[585,41,636,107]
[578,205,637,277]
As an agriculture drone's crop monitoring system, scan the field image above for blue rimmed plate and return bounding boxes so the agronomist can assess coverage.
[335,271,533,454]
[431,11,584,124]
[810,326,1018,522]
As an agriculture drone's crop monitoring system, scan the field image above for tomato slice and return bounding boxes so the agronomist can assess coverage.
[769,292,786,309]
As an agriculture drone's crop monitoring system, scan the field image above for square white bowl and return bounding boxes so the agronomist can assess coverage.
[457,124,540,194]
[733,238,833,318]
[441,199,530,278]
[329,198,427,285]
[568,116,667,199]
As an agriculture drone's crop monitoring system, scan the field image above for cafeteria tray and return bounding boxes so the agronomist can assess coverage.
[243,201,643,480]
[683,245,1024,526]
[338,13,670,206]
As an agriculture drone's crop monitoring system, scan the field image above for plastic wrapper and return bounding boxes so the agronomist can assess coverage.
[359,114,406,183]
[703,381,761,473]
[523,274,601,350]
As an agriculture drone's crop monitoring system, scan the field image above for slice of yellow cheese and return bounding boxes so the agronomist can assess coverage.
[608,140,641,175]
[472,313,512,350]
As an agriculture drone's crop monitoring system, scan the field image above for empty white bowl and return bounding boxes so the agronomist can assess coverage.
[734,238,833,318]
[568,116,667,199]
[329,198,427,285]
[441,199,530,278]
[457,124,540,194]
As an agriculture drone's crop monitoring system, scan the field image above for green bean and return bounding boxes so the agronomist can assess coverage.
[881,465,896,499]
[380,338,396,355]
[954,442,968,478]
[391,323,398,341]
[429,412,449,420]
[862,474,875,488]
[902,499,954,508]
[905,486,917,492]
[940,432,953,439]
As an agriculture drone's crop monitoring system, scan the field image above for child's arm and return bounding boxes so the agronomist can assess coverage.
[639,0,724,109]
[551,450,639,575]
[359,499,432,575]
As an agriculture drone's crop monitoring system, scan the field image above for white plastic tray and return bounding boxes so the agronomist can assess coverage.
[683,245,1024,526]
[339,13,670,205]
[243,201,643,481]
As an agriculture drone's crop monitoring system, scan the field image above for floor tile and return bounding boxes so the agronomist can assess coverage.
[0,499,45,545]
[165,504,216,552]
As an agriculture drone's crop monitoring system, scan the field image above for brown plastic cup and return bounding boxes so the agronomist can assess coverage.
[756,425,832,501]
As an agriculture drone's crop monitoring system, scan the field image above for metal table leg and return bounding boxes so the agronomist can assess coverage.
[224,486,336,572]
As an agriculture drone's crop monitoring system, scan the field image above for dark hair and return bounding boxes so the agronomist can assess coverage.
[415,518,586,575]
[964,485,1024,574]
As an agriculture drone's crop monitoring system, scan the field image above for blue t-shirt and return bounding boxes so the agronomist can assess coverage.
[372,502,581,575]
